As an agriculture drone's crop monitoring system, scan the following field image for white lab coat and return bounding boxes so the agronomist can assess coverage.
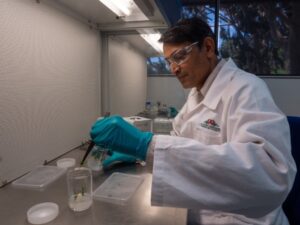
[150,58,296,225]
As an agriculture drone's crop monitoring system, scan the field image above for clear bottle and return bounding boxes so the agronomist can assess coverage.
[150,102,158,118]
[67,167,93,212]
[87,146,106,177]
[145,101,151,112]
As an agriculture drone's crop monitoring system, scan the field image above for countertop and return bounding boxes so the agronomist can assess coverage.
[0,148,187,225]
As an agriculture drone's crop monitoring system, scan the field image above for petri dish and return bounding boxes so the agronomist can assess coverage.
[27,202,59,224]
[56,158,76,169]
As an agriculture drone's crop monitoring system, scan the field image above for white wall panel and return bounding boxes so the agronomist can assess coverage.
[147,77,300,116]
[0,0,101,184]
[108,37,147,116]
[147,76,189,111]
[263,78,300,116]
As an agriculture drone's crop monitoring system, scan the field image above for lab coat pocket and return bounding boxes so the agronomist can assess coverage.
[194,126,223,145]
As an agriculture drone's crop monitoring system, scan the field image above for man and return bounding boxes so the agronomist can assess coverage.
[90,17,296,225]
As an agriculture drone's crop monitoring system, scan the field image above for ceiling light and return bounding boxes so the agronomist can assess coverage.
[99,0,148,21]
[138,29,163,54]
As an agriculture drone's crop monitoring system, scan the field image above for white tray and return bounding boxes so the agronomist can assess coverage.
[12,166,66,190]
[93,172,144,205]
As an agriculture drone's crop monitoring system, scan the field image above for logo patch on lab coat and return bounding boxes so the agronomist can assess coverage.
[200,119,220,132]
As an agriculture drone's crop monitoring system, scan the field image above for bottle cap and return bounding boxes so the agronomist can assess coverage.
[56,158,76,168]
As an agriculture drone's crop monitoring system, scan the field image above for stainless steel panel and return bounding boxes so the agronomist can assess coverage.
[0,149,186,225]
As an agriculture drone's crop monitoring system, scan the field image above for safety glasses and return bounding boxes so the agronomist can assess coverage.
[165,42,198,67]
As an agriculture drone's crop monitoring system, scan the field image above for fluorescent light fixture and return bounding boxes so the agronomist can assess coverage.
[99,0,131,16]
[99,0,148,21]
[138,29,163,54]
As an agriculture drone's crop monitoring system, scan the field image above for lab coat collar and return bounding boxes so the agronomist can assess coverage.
[201,58,238,110]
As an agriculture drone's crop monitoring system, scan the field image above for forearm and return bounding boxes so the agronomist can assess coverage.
[151,135,296,217]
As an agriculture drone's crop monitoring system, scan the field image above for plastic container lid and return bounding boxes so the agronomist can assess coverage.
[12,166,66,190]
[56,158,76,168]
[27,202,59,224]
[93,172,143,205]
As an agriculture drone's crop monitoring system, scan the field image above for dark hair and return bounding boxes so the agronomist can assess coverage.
[159,17,218,55]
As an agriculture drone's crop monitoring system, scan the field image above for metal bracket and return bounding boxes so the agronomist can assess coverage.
[98,20,167,32]
[87,19,93,30]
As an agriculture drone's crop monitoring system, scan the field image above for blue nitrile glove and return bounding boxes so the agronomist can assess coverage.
[102,151,137,169]
[90,115,153,160]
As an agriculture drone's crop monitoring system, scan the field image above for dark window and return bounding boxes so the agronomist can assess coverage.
[218,1,293,75]
[147,0,300,76]
[147,56,171,76]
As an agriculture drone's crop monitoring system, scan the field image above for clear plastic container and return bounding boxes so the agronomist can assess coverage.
[12,166,66,190]
[153,117,174,134]
[67,167,93,212]
[93,172,144,205]
[124,116,152,132]
[86,146,107,177]
[87,157,103,177]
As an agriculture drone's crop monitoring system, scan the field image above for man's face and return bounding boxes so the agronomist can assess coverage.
[163,39,215,90]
